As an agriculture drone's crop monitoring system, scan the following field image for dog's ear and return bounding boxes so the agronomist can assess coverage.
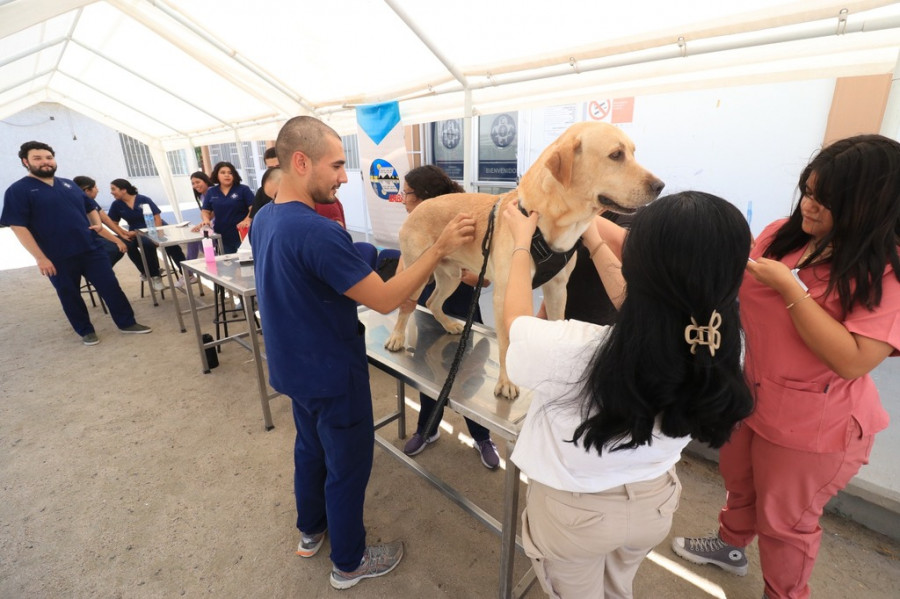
[547,135,582,188]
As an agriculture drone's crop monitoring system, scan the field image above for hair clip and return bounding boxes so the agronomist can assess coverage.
[684,310,722,357]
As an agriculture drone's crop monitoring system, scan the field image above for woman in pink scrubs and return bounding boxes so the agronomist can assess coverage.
[673,134,900,599]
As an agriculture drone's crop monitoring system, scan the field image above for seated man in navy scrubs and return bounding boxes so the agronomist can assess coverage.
[252,116,475,590]
[1,141,152,346]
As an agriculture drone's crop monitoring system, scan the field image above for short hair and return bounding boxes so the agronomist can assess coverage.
[275,116,341,168]
[404,165,464,200]
[575,191,754,454]
[211,161,242,186]
[110,178,138,195]
[260,166,282,189]
[264,147,278,160]
[18,141,54,161]
[73,176,96,190]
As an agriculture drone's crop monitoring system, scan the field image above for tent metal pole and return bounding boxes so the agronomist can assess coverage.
[384,0,468,87]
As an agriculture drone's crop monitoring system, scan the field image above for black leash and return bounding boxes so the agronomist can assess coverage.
[421,199,500,438]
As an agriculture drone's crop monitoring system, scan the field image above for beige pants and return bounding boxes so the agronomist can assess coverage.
[522,469,681,599]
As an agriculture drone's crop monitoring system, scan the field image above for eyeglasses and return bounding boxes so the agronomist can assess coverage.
[399,189,416,199]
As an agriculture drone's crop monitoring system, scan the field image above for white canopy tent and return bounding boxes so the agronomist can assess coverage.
[5,0,900,144]
[3,0,900,208]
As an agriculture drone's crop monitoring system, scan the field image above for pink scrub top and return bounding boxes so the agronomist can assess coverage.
[740,220,899,453]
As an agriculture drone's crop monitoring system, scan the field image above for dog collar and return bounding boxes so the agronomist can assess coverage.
[517,201,582,289]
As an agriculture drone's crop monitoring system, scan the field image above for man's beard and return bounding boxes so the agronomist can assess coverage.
[27,164,56,178]
[310,182,337,205]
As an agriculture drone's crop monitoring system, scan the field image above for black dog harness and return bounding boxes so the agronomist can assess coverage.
[518,201,582,288]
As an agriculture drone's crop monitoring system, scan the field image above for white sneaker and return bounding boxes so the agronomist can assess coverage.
[174,276,186,289]
[151,276,165,291]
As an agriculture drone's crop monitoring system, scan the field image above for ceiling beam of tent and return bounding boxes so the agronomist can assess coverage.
[463,1,897,77]
[107,0,311,117]
[68,39,233,130]
[53,94,160,148]
[0,0,93,38]
[54,70,186,136]
[146,0,315,113]
[0,89,51,121]
[0,68,55,97]
[384,0,468,88]
[462,10,900,91]
[321,6,900,116]
[0,37,67,70]
[49,7,81,74]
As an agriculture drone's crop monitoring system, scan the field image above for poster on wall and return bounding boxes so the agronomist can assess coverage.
[356,101,408,246]
[432,119,464,180]
[478,112,518,182]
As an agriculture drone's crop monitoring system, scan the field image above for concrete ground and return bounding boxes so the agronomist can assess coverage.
[1,229,900,598]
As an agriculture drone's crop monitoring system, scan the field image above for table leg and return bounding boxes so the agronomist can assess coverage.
[396,379,406,439]
[162,247,187,332]
[137,235,158,306]
[498,439,521,599]
[184,269,210,373]
[243,292,274,431]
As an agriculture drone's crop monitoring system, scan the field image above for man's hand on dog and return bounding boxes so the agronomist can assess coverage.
[434,213,476,255]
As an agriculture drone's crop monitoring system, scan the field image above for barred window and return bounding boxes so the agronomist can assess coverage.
[342,134,359,170]
[166,149,189,176]
[118,133,158,177]
[208,142,241,167]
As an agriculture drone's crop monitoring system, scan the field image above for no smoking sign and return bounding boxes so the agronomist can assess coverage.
[588,100,611,121]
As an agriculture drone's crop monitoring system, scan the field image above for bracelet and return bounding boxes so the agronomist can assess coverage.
[589,240,607,260]
[785,292,811,310]
[512,246,530,257]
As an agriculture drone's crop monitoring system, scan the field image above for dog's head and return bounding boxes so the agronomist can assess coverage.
[522,121,664,219]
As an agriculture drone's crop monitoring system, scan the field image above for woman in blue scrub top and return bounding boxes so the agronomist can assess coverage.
[107,178,187,283]
[198,161,254,254]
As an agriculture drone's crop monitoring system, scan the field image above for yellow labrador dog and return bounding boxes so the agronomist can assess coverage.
[384,121,664,398]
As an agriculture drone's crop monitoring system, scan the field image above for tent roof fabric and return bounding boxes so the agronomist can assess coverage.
[3,0,900,151]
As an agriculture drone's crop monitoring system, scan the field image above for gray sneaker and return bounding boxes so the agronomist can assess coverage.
[402,430,439,456]
[82,332,99,346]
[329,541,404,590]
[296,530,326,558]
[672,534,748,576]
[120,323,152,334]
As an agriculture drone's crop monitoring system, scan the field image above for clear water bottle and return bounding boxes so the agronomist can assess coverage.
[142,204,158,240]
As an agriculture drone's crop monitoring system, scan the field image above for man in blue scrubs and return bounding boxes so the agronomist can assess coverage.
[1,141,152,345]
[251,116,475,590]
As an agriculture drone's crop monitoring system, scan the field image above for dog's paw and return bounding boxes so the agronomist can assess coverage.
[494,378,520,400]
[442,321,465,335]
[384,332,406,352]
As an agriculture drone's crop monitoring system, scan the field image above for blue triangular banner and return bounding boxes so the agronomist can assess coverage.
[356,101,401,145]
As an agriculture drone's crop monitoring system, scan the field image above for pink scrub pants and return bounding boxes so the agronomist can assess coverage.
[717,421,874,599]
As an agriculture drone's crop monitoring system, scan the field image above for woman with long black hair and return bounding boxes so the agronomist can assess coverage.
[503,192,754,598]
[674,135,900,599]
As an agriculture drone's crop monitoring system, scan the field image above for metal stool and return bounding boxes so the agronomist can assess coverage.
[81,278,107,314]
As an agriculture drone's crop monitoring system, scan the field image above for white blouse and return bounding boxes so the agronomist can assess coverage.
[507,316,689,493]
